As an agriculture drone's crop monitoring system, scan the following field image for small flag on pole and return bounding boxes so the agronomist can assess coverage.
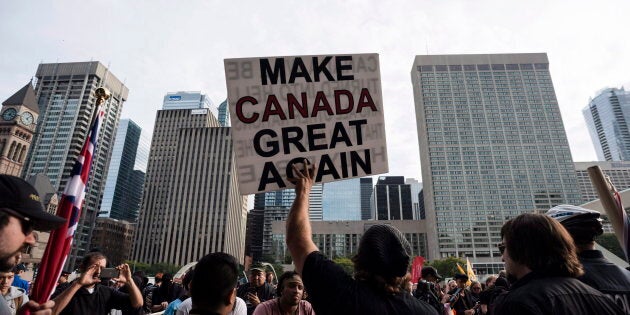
[466,258,477,285]
[410,256,425,283]
[27,88,109,309]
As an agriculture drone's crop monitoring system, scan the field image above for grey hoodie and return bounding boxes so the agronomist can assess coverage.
[2,286,29,315]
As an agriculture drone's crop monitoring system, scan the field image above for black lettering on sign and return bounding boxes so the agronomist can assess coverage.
[253,129,279,157]
[336,56,354,81]
[258,162,286,191]
[282,127,307,154]
[312,56,335,82]
[288,57,312,84]
[256,149,373,192]
[316,154,340,181]
[260,58,286,85]
[307,123,327,151]
[260,56,355,85]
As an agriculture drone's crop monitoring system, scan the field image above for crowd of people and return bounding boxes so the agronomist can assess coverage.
[1,163,630,315]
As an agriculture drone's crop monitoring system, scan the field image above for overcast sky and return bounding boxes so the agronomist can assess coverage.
[2,0,629,183]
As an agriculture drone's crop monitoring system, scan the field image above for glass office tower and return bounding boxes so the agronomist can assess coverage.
[583,87,630,161]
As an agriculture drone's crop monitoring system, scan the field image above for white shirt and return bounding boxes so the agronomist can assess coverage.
[176,296,246,315]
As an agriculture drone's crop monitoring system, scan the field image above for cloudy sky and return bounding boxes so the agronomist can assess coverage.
[1,0,629,182]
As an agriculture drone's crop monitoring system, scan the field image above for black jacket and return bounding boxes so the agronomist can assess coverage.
[493,271,624,315]
[577,249,630,314]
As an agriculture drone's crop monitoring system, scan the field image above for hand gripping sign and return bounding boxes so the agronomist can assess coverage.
[224,53,388,195]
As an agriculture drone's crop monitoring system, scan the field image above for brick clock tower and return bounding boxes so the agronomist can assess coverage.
[0,83,39,176]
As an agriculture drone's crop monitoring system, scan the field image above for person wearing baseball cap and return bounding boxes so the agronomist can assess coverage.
[236,261,275,315]
[285,160,438,314]
[0,175,65,272]
[546,205,630,314]
[0,174,66,314]
[415,266,444,314]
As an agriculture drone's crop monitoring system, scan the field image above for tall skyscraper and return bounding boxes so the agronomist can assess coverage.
[245,208,265,261]
[309,184,324,221]
[132,94,247,265]
[23,61,128,268]
[412,53,581,266]
[248,184,322,262]
[0,83,39,176]
[583,87,630,161]
[372,176,413,220]
[252,186,323,220]
[360,177,373,220]
[218,99,230,127]
[100,119,150,222]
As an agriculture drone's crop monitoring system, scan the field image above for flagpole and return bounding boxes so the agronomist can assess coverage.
[92,87,110,122]
[24,87,110,315]
[587,165,629,262]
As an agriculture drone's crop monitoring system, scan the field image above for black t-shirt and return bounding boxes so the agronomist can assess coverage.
[577,249,630,314]
[492,271,625,315]
[302,251,439,315]
[59,283,134,315]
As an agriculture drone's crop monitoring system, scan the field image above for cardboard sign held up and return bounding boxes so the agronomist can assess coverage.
[224,53,388,195]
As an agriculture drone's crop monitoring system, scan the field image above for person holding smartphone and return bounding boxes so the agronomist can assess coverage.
[51,251,143,315]
[236,262,276,315]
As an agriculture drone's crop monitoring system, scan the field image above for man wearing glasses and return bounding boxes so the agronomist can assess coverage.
[0,174,67,314]
[493,213,624,315]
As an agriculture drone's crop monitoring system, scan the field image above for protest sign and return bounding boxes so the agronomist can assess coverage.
[225,53,388,194]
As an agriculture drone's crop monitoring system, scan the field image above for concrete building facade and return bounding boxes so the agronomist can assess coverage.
[132,96,247,266]
[412,53,581,263]
[0,83,39,176]
[91,217,134,265]
[271,220,429,262]
[23,61,128,268]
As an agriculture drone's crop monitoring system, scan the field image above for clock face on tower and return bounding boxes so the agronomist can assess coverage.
[20,112,34,126]
[2,108,17,121]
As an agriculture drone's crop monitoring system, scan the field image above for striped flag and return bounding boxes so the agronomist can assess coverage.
[29,104,105,304]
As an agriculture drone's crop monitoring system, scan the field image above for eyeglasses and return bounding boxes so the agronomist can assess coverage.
[0,208,34,235]
[472,287,482,291]
[497,242,506,255]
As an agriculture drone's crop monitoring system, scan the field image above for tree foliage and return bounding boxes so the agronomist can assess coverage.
[332,257,354,276]
[424,256,466,279]
[125,260,181,276]
[595,233,625,260]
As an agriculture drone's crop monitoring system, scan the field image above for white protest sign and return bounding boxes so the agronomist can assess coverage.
[224,53,388,195]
